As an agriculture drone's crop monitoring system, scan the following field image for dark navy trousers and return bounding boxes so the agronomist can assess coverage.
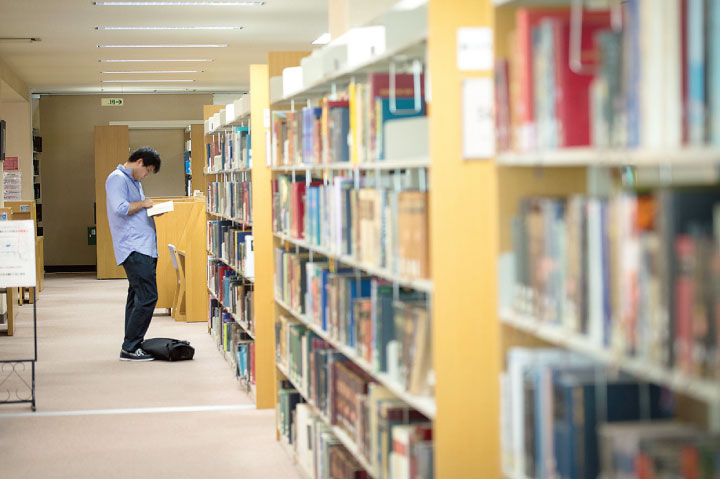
[121,252,158,352]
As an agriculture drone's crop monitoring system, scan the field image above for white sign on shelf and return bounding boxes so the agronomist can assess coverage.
[457,27,493,72]
[462,77,495,160]
[0,220,37,288]
[3,171,21,201]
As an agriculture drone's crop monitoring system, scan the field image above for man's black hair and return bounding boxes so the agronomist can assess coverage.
[128,146,162,173]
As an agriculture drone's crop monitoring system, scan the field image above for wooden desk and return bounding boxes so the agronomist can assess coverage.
[152,196,207,322]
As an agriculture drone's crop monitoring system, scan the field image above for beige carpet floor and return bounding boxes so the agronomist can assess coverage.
[0,273,300,479]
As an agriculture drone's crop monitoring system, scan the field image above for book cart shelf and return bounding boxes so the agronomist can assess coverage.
[493,0,720,478]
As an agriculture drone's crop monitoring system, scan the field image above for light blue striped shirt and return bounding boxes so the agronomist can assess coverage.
[105,164,158,265]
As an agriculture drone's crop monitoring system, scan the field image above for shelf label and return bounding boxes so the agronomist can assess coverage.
[457,27,493,72]
[101,98,124,107]
[462,77,495,160]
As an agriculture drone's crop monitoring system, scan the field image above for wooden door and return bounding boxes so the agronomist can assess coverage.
[94,125,129,279]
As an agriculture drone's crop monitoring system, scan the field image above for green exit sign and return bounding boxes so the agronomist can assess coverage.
[101,98,124,107]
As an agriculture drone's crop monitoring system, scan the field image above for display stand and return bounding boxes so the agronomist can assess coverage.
[0,220,38,411]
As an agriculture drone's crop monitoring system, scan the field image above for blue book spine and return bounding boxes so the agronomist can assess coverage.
[552,377,577,479]
[688,0,707,144]
[626,0,641,147]
[709,0,720,145]
[601,202,612,346]
[321,269,330,331]
[376,97,426,161]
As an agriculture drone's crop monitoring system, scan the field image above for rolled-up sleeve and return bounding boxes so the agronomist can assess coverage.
[106,174,130,216]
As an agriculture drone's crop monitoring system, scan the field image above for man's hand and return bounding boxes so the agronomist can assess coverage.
[127,198,154,215]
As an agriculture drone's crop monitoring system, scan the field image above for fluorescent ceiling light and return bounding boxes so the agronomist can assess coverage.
[312,33,330,45]
[97,44,227,48]
[102,79,195,82]
[99,59,214,62]
[94,1,264,5]
[101,70,204,73]
[96,26,243,30]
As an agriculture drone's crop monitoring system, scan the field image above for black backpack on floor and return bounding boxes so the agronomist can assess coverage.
[141,338,195,361]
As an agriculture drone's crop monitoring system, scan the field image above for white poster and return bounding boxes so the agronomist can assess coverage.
[3,172,21,201]
[0,220,37,288]
[462,77,495,159]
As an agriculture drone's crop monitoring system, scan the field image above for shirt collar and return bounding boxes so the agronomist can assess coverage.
[116,164,138,182]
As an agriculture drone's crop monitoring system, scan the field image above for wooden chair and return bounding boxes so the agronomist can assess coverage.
[167,244,186,322]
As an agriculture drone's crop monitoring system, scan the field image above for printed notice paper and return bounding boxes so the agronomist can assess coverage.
[0,220,37,288]
[147,201,174,217]
[462,77,495,159]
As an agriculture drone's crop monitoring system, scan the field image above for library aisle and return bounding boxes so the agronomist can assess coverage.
[0,273,301,479]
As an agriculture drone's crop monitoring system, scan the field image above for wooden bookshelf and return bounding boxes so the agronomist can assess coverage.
[493,0,720,475]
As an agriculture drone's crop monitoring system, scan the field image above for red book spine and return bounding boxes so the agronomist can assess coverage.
[675,235,695,372]
[553,13,611,147]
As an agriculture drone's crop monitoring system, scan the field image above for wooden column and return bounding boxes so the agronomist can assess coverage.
[250,64,274,409]
[428,0,501,477]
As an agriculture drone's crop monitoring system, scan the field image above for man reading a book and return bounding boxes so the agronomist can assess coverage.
[105,147,162,361]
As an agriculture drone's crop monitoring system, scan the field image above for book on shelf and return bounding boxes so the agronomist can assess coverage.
[206,179,252,223]
[598,422,718,479]
[275,316,434,479]
[277,249,434,398]
[272,172,430,281]
[503,347,676,479]
[271,72,426,167]
[205,126,252,172]
[496,1,720,152]
[507,189,720,379]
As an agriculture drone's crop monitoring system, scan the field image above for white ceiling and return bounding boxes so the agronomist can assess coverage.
[0,0,327,95]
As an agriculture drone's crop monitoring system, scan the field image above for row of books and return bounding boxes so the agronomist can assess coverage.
[271,72,426,167]
[601,422,720,479]
[206,126,251,172]
[207,221,254,279]
[209,298,255,384]
[206,179,252,225]
[275,319,433,479]
[272,174,429,280]
[495,2,720,152]
[275,250,433,397]
[506,190,720,379]
[207,259,254,329]
[502,347,683,479]
[277,388,370,479]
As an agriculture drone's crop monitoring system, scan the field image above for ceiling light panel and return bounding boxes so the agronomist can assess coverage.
[96,26,243,30]
[101,70,204,73]
[97,44,227,48]
[99,59,214,62]
[102,79,196,82]
[93,1,264,5]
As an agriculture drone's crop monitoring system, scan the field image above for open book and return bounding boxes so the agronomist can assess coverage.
[147,201,174,217]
